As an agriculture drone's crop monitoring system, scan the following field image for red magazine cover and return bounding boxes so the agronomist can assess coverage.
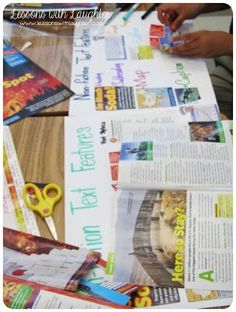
[3,42,74,124]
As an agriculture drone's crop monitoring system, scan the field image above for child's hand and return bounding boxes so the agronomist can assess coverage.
[158,4,205,31]
[170,31,233,58]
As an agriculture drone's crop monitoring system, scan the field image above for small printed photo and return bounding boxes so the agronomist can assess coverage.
[150,24,165,37]
[95,86,136,110]
[189,121,226,143]
[136,88,176,108]
[109,151,120,164]
[150,37,160,48]
[129,45,154,60]
[105,35,127,60]
[120,142,153,161]
[186,289,219,302]
[111,165,118,181]
[175,88,201,105]
[137,45,154,60]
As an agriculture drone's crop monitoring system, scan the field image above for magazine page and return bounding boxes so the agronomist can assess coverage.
[111,189,232,291]
[3,228,100,292]
[64,112,227,257]
[118,120,233,191]
[64,109,220,260]
[69,13,219,119]
[64,114,232,290]
[129,285,232,309]
[85,258,232,309]
[3,275,127,309]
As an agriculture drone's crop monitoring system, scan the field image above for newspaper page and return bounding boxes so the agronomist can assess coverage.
[111,189,233,291]
[118,120,233,191]
[69,13,219,119]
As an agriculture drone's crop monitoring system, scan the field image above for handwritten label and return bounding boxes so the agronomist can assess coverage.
[73,28,92,61]
[70,127,96,173]
[133,69,150,88]
[70,187,98,214]
[111,63,124,86]
[73,66,90,100]
[83,225,103,252]
[171,63,191,88]
[95,72,104,87]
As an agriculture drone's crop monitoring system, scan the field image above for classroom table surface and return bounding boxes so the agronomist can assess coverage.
[10,116,65,241]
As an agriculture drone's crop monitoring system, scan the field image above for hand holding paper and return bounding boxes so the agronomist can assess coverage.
[157,3,205,31]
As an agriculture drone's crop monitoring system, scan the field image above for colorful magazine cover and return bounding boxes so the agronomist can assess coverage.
[3,228,100,292]
[3,42,74,125]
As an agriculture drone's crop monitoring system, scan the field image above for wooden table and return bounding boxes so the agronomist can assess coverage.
[10,117,65,241]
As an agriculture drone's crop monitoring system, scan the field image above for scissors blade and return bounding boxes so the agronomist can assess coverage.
[45,216,58,240]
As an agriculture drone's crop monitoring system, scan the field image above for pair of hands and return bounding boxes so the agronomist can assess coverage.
[157,3,232,58]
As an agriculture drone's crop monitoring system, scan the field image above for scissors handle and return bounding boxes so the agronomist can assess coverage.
[42,183,62,207]
[22,183,45,214]
[22,183,62,218]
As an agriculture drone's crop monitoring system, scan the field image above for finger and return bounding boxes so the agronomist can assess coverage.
[180,49,202,57]
[168,11,179,22]
[164,12,172,25]
[158,10,171,25]
[170,46,201,57]
[172,32,198,43]
[157,7,170,23]
[158,6,177,24]
[170,41,200,55]
[172,48,201,57]
[157,8,165,23]
[170,15,185,31]
[162,10,178,26]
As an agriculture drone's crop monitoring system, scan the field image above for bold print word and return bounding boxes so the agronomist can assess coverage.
[171,206,186,283]
[4,73,34,88]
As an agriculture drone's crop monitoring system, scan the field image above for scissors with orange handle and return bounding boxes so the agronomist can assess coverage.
[22,183,62,240]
